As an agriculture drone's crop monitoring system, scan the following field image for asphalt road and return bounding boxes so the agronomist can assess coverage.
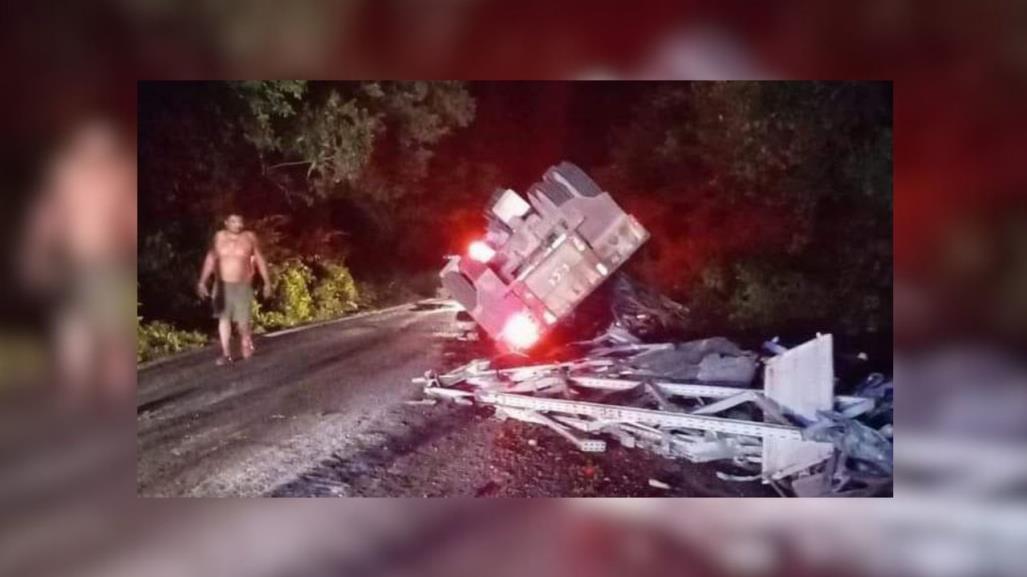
[137,300,471,497]
[137,299,772,497]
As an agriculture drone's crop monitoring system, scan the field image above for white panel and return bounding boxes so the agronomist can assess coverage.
[491,189,531,224]
[762,334,835,480]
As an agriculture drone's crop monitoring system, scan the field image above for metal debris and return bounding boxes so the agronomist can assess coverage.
[648,478,671,490]
[715,471,763,483]
[606,274,689,338]
[414,332,893,497]
[404,399,438,407]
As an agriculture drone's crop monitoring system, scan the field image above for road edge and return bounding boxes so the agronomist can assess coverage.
[136,300,437,372]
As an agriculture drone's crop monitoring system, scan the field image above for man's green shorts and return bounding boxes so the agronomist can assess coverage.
[212,281,254,324]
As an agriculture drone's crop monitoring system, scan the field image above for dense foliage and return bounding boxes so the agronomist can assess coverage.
[597,83,892,335]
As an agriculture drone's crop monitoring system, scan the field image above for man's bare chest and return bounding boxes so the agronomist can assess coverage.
[215,235,252,258]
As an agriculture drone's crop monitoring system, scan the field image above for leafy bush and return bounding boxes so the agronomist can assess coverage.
[253,258,364,330]
[249,299,278,334]
[138,318,208,363]
[254,259,316,330]
[311,261,359,319]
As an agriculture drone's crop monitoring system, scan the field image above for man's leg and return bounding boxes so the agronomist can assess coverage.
[102,332,135,403]
[236,284,255,359]
[239,320,254,359]
[218,316,232,361]
[56,311,94,404]
[212,280,233,364]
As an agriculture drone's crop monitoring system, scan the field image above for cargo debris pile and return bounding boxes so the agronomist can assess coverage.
[423,162,892,496]
[416,331,893,497]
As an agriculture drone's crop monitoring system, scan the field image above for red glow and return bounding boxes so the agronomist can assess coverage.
[468,240,495,262]
[501,313,540,350]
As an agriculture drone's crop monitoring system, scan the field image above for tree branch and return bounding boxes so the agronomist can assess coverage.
[266,159,311,172]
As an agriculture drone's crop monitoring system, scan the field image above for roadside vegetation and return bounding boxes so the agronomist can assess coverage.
[137,264,437,362]
[137,318,208,363]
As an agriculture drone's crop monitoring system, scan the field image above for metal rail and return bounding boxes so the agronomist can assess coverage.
[475,391,805,441]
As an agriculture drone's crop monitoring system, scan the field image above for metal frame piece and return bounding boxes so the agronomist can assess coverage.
[474,391,805,441]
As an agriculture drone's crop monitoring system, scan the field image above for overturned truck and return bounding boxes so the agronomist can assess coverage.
[440,162,649,351]
[427,162,892,497]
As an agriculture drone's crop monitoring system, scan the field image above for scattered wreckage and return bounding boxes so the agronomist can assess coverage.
[416,333,893,496]
[421,162,893,497]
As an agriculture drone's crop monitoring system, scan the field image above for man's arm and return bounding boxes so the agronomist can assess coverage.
[249,232,272,298]
[19,188,62,289]
[197,236,218,298]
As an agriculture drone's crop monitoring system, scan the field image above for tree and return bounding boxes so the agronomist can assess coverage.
[232,81,475,205]
[598,82,892,334]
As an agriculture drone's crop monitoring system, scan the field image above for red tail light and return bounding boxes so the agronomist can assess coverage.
[468,240,495,262]
[501,313,540,350]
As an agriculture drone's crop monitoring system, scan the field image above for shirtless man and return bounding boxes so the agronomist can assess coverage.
[21,120,137,402]
[196,214,271,364]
